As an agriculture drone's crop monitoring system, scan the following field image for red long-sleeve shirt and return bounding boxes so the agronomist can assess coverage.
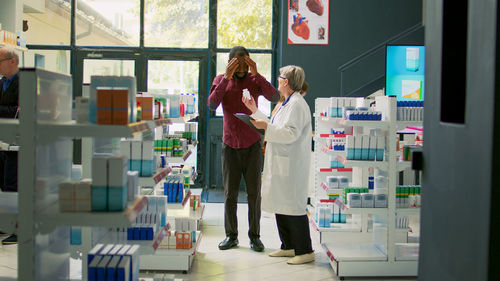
[208,73,279,148]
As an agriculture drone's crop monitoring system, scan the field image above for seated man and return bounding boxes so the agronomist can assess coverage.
[0,46,20,245]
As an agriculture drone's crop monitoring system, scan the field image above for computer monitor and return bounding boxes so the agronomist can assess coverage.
[385,45,425,101]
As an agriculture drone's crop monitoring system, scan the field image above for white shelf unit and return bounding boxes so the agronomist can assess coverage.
[13,68,155,281]
[313,96,420,277]
[140,231,202,272]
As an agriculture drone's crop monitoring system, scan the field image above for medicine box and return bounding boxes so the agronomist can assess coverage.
[347,193,362,208]
[96,88,113,125]
[346,136,355,160]
[361,193,374,208]
[127,171,139,202]
[112,88,130,125]
[75,178,92,212]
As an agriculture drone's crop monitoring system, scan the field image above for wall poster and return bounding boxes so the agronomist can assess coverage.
[287,0,329,45]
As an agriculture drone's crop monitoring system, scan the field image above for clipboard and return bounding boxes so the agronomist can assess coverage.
[234,113,265,135]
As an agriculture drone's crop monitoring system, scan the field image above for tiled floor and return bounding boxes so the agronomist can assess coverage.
[0,203,418,281]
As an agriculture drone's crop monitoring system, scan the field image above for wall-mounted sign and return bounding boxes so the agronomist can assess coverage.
[287,0,329,45]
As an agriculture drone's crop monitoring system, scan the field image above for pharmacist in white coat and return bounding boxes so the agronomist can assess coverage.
[242,65,314,265]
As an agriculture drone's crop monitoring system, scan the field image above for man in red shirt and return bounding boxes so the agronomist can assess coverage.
[208,46,279,252]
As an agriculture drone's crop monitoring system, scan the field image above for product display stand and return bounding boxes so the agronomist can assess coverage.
[313,96,421,278]
[12,68,151,281]
[134,115,202,272]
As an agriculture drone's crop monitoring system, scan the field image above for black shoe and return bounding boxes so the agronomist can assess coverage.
[218,237,238,250]
[2,234,17,245]
[249,237,265,252]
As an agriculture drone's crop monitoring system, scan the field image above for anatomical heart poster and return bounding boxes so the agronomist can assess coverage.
[288,0,329,45]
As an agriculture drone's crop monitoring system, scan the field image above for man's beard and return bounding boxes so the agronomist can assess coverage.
[233,72,247,80]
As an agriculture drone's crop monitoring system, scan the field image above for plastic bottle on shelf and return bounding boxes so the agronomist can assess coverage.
[180,94,185,117]
[169,94,180,118]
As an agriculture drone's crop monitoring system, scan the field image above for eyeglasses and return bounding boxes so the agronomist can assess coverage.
[278,75,287,80]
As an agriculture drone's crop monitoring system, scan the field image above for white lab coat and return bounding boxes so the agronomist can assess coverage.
[261,92,312,215]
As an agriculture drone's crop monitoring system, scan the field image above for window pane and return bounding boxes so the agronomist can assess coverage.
[76,0,139,46]
[23,0,71,45]
[217,0,273,49]
[215,52,273,116]
[145,0,209,48]
[23,50,71,74]
[83,59,135,83]
[147,60,199,94]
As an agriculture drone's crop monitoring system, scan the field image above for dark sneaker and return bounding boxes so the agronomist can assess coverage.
[249,237,265,252]
[218,237,238,250]
[2,234,17,245]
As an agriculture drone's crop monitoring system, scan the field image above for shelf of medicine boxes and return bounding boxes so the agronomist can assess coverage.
[0,119,19,144]
[165,141,198,164]
[98,223,172,256]
[36,120,150,143]
[37,195,149,234]
[314,114,390,130]
[138,166,173,188]
[322,242,418,276]
[0,191,18,233]
[336,155,389,170]
[140,231,202,271]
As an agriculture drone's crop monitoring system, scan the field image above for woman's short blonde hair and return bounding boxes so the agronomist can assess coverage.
[280,65,305,92]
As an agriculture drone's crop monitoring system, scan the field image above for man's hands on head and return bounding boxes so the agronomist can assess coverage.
[244,56,258,76]
[224,58,239,80]
[225,56,258,80]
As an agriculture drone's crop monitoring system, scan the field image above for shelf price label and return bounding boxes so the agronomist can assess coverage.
[153,166,172,184]
[152,223,171,251]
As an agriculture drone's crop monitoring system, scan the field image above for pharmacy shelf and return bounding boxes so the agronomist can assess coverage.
[164,189,192,210]
[323,242,387,261]
[146,119,172,128]
[318,168,353,173]
[37,121,150,142]
[0,119,19,144]
[396,208,421,216]
[337,155,388,170]
[0,192,18,233]
[337,119,389,129]
[97,224,172,256]
[342,208,388,216]
[138,166,173,187]
[168,114,198,124]
[37,196,149,234]
[164,142,197,163]
[140,231,202,272]
[322,243,418,277]
[317,133,348,138]
[310,218,362,233]
[167,202,204,221]
[396,121,423,130]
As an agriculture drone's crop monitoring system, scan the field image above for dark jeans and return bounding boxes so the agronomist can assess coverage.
[275,213,313,255]
[221,141,262,239]
[0,151,17,192]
